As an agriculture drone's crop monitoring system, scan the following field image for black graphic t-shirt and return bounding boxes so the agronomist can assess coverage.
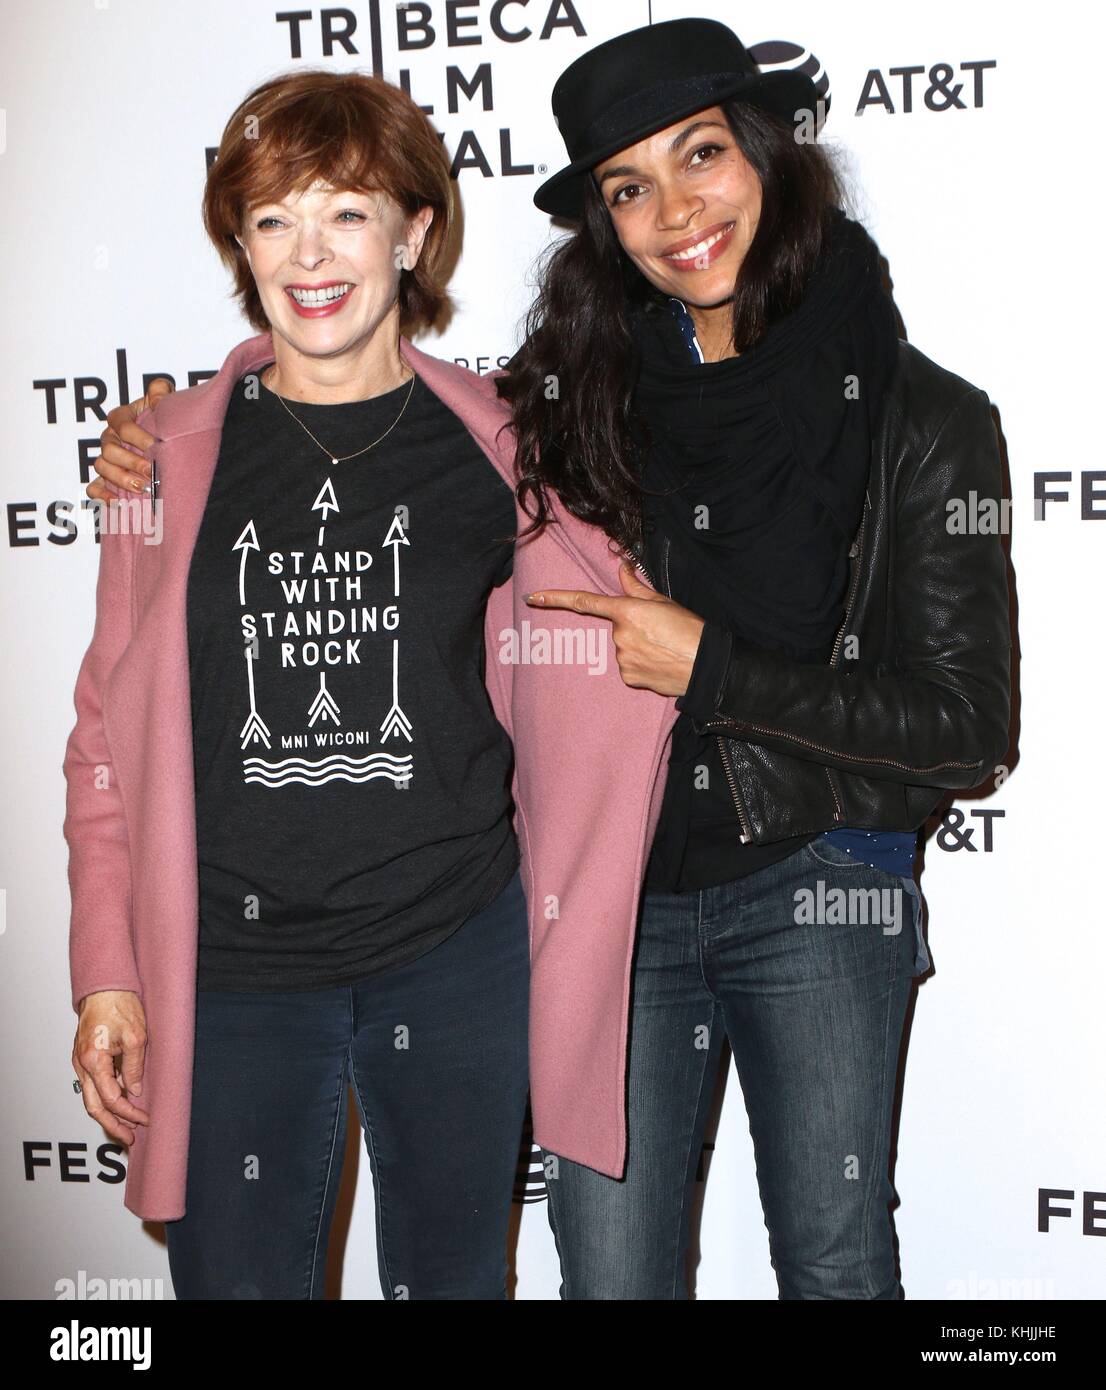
[186,365,519,991]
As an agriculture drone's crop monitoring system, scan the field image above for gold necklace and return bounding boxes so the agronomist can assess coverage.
[263,364,417,466]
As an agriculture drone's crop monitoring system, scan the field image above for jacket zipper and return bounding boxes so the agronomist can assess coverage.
[830,515,866,670]
[630,539,656,589]
[715,732,755,843]
[700,719,980,776]
[822,515,868,819]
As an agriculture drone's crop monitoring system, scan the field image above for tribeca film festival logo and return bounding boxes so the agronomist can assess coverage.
[15,351,216,552]
[24,1139,127,1187]
[935,1191,1099,1297]
[203,0,593,181]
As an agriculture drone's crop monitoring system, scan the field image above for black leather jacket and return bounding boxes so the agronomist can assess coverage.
[637,338,1012,845]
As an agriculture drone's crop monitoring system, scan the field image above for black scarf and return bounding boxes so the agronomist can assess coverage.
[628,205,899,661]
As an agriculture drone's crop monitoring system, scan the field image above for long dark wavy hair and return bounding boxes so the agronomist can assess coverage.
[496,99,845,554]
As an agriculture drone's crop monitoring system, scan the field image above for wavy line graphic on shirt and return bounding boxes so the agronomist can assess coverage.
[242,752,413,788]
[379,637,412,741]
[308,672,341,727]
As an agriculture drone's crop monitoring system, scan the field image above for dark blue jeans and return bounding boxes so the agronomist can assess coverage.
[166,867,528,1300]
[545,836,925,1300]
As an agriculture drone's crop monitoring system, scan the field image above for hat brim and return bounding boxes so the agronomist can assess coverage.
[533,69,820,219]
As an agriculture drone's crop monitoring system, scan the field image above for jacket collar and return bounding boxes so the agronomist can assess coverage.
[144,330,517,486]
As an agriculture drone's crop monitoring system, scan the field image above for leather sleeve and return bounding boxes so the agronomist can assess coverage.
[687,387,1012,789]
[677,619,732,721]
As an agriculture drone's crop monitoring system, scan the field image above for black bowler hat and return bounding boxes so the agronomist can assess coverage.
[534,18,819,218]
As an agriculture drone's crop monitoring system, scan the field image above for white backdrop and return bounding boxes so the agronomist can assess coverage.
[2,0,1103,1301]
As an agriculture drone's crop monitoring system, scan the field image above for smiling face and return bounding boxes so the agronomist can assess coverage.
[591,104,761,313]
[234,180,433,362]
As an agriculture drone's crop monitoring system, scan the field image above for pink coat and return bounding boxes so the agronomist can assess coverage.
[63,331,677,1221]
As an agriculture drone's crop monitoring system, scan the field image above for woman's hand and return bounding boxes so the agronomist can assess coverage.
[88,378,175,504]
[525,561,705,697]
[72,990,151,1147]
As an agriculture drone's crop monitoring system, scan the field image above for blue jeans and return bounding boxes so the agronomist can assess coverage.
[166,867,529,1300]
[545,836,925,1300]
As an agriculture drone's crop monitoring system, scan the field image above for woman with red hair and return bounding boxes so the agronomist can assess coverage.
[66,69,533,1300]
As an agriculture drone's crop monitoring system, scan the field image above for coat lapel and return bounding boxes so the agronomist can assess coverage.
[103,336,279,968]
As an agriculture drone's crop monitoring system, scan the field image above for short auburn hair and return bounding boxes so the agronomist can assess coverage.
[202,68,455,334]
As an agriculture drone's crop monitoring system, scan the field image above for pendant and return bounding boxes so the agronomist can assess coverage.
[331,457,340,466]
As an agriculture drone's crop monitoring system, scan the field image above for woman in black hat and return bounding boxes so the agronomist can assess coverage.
[511,18,1010,1298]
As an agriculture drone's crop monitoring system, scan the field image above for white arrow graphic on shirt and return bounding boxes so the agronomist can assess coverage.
[239,643,271,749]
[312,477,340,548]
[233,521,260,605]
[308,672,341,727]
[382,513,409,597]
[379,639,412,741]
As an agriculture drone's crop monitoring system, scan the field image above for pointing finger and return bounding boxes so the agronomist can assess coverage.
[524,588,625,621]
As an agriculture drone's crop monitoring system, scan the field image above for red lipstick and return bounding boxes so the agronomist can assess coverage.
[283,281,355,318]
[659,222,735,273]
